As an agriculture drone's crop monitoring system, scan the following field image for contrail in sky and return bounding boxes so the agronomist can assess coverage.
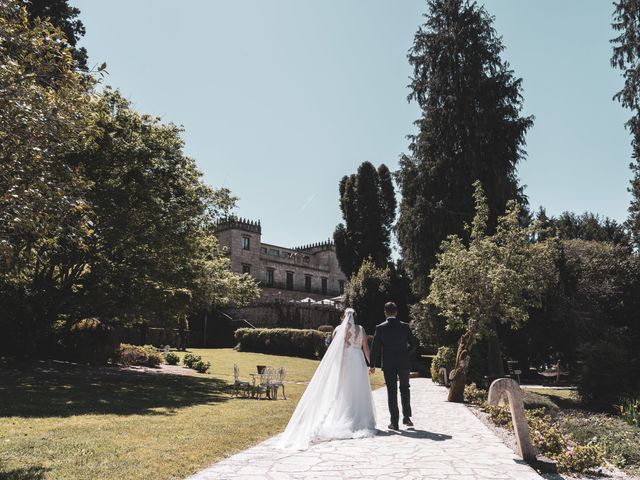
[299,193,317,213]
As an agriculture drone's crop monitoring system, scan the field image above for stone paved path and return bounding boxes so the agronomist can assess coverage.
[188,378,543,480]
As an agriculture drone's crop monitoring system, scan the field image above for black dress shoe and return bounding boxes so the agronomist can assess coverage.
[388,423,399,430]
[403,417,414,427]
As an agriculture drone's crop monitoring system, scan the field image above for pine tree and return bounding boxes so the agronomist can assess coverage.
[333,161,396,277]
[397,0,533,296]
[612,0,640,250]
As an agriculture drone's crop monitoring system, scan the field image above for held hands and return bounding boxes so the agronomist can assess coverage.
[369,367,375,375]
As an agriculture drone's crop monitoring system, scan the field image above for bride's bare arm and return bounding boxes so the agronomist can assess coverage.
[361,327,371,365]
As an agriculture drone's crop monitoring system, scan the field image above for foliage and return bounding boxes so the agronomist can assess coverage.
[24,0,88,70]
[430,346,455,384]
[559,410,640,473]
[344,259,392,333]
[619,398,640,428]
[333,162,396,277]
[164,352,180,365]
[397,0,534,296]
[576,340,636,409]
[612,0,640,251]
[483,403,604,473]
[78,90,259,332]
[0,2,258,357]
[463,383,487,405]
[317,325,334,333]
[427,181,557,401]
[540,210,631,248]
[410,302,459,350]
[65,318,116,365]
[192,360,211,374]
[234,328,327,359]
[183,353,202,369]
[0,0,97,356]
[116,343,162,368]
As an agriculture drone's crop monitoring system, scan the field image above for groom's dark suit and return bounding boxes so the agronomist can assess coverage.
[370,317,418,425]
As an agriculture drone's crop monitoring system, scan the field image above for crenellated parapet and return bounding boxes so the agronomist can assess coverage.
[215,216,262,234]
[293,238,334,253]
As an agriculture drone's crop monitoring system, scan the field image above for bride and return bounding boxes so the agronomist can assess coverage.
[277,308,377,450]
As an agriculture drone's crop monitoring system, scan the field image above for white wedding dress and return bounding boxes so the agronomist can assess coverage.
[277,308,377,450]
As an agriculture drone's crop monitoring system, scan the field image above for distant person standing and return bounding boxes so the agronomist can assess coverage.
[369,301,418,430]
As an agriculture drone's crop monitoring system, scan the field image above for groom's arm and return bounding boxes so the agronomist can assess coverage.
[369,326,381,370]
[407,325,418,358]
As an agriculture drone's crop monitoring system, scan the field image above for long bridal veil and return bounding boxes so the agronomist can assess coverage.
[277,308,364,450]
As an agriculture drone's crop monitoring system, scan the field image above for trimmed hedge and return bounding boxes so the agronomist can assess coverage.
[235,328,328,359]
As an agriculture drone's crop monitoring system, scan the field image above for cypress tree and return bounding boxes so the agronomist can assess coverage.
[397,0,533,296]
[612,0,640,250]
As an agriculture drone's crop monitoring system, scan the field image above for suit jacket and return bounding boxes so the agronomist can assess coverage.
[370,317,418,371]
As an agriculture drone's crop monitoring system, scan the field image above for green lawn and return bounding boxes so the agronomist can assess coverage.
[0,349,385,480]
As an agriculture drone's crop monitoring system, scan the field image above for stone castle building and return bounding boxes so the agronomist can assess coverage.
[214,217,348,302]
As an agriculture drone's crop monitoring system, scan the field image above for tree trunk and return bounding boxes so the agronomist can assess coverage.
[448,329,477,402]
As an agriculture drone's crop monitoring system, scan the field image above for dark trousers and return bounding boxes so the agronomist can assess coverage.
[383,367,411,423]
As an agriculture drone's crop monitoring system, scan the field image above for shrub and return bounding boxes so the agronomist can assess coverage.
[557,444,604,473]
[234,328,327,359]
[430,345,455,383]
[619,397,640,428]
[117,344,162,367]
[464,383,487,405]
[164,352,180,365]
[66,318,117,365]
[576,340,633,409]
[317,325,334,333]
[183,353,201,368]
[192,360,211,374]
[522,391,559,411]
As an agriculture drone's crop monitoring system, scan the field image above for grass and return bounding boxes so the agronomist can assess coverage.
[0,349,386,480]
[522,387,582,409]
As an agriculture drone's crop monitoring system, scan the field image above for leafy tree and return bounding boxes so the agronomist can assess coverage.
[550,211,630,247]
[0,1,259,355]
[427,181,557,402]
[77,90,259,331]
[24,0,89,70]
[345,259,392,334]
[0,1,96,354]
[397,0,533,296]
[333,162,396,277]
[612,0,640,250]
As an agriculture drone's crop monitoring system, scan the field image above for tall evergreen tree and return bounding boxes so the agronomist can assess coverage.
[333,161,396,278]
[24,0,88,70]
[612,0,640,250]
[397,0,533,296]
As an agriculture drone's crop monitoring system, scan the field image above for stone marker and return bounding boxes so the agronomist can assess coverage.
[438,367,450,387]
[488,378,558,473]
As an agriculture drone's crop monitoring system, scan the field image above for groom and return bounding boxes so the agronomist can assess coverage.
[369,301,418,430]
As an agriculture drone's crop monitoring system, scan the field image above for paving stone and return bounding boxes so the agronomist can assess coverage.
[186,379,542,480]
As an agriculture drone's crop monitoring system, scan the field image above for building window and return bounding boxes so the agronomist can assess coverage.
[339,280,345,295]
[269,248,279,257]
[304,275,312,293]
[266,269,275,287]
[321,277,328,295]
[242,264,251,274]
[242,236,250,250]
[260,247,268,254]
[303,256,310,263]
[286,272,294,290]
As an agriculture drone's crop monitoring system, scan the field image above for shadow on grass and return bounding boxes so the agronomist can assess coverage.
[0,361,229,418]
[0,466,48,480]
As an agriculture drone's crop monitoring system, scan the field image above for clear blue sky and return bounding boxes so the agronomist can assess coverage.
[74,0,632,250]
